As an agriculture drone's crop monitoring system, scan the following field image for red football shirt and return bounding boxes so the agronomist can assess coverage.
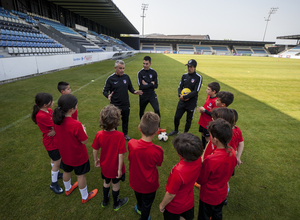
[71,109,78,120]
[128,139,164,193]
[229,126,243,151]
[92,130,127,178]
[36,109,57,151]
[54,117,88,166]
[203,138,216,160]
[165,157,202,214]
[198,148,237,206]
[198,95,218,128]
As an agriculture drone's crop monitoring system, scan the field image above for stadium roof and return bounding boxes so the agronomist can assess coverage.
[144,34,210,40]
[277,34,300,40]
[48,0,139,34]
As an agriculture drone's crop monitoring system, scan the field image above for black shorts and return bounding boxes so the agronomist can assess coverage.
[102,172,125,184]
[61,159,90,176]
[47,149,61,161]
[163,206,194,220]
[199,125,210,137]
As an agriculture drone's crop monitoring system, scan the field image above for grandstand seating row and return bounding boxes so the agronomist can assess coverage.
[7,47,70,56]
[1,40,62,48]
[1,35,55,43]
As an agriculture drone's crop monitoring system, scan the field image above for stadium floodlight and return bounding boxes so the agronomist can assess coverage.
[141,3,149,38]
[262,7,279,41]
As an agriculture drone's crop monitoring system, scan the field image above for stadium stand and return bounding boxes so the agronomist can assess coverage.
[251,47,268,54]
[178,44,194,54]
[0,7,134,57]
[279,45,300,57]
[0,8,72,57]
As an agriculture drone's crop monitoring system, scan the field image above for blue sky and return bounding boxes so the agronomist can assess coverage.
[112,0,300,44]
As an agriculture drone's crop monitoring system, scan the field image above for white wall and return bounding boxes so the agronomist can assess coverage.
[0,51,133,82]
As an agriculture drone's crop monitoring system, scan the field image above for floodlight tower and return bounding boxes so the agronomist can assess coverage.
[141,3,148,38]
[262,7,278,41]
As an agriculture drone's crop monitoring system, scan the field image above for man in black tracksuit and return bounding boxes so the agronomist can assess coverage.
[168,59,203,136]
[137,56,166,133]
[103,60,142,141]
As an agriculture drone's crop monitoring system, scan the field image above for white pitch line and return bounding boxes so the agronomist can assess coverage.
[0,70,114,133]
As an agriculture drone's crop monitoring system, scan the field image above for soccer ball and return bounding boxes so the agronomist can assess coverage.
[181,88,191,96]
[158,132,168,142]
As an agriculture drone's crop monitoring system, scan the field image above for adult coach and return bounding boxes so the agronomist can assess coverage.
[137,56,165,133]
[103,60,142,141]
[168,59,203,136]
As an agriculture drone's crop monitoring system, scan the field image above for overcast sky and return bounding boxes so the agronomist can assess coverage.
[112,0,300,44]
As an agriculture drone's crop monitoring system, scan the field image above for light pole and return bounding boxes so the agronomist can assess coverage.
[141,3,148,38]
[262,7,278,41]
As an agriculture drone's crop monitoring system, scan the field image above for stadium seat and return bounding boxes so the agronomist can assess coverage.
[1,34,7,40]
[1,40,7,46]
[8,47,13,53]
[13,47,18,53]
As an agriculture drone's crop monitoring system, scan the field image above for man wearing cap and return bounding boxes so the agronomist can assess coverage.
[168,59,203,136]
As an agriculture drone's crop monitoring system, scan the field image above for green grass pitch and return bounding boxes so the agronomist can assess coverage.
[0,53,299,219]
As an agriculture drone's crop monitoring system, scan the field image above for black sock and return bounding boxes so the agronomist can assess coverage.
[112,190,120,206]
[103,186,110,203]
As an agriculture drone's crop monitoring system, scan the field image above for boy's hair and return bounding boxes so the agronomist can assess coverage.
[216,91,234,107]
[99,104,121,131]
[32,93,53,124]
[143,56,151,63]
[173,133,203,162]
[53,94,78,125]
[208,118,233,150]
[57,81,69,93]
[211,108,235,127]
[231,109,238,123]
[139,112,160,137]
[208,82,220,94]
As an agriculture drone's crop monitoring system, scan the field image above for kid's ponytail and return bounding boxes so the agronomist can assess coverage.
[53,94,78,125]
[32,93,53,124]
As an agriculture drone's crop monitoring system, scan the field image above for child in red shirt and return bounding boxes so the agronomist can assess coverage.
[53,94,98,204]
[32,93,63,194]
[215,91,234,108]
[231,109,244,167]
[128,112,164,220]
[92,104,128,211]
[159,133,203,220]
[197,118,237,220]
[57,81,78,120]
[197,82,220,149]
[202,107,235,160]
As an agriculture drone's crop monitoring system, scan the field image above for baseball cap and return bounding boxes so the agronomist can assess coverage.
[185,59,197,67]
